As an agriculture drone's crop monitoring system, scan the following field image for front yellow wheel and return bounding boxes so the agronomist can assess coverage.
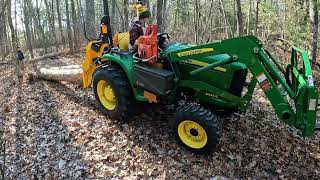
[174,104,221,153]
[178,120,208,149]
[97,80,117,110]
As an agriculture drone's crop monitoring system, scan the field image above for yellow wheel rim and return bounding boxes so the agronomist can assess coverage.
[97,80,117,110]
[178,120,208,149]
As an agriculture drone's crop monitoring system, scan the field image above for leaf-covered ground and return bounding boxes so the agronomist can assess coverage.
[0,55,319,179]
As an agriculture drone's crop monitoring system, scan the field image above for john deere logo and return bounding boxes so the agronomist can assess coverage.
[177,48,214,57]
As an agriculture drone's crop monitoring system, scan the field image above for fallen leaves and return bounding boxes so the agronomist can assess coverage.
[0,55,319,179]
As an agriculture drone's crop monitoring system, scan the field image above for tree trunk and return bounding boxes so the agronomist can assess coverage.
[51,0,59,50]
[247,0,252,34]
[35,0,48,53]
[254,0,260,35]
[0,0,9,18]
[0,0,6,60]
[65,0,74,52]
[76,0,84,43]
[123,0,129,32]
[309,0,318,65]
[44,0,57,48]
[14,0,18,45]
[111,0,117,33]
[235,0,243,36]
[219,0,232,38]
[71,0,80,51]
[157,0,164,32]
[304,0,310,21]
[7,0,19,76]
[85,0,96,39]
[22,0,34,58]
[56,0,65,48]
[194,0,200,43]
[173,0,180,31]
[163,0,168,32]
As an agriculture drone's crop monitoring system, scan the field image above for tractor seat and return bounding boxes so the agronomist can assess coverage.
[111,48,132,59]
[117,50,132,57]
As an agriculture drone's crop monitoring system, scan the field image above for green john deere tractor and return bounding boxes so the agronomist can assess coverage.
[81,0,319,153]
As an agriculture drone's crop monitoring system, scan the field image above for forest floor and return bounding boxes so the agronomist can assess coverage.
[0,53,320,179]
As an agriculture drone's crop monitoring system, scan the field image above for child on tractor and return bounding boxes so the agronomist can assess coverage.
[129,3,151,50]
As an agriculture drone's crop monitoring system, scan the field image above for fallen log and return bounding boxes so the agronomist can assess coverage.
[28,52,65,62]
[30,65,83,85]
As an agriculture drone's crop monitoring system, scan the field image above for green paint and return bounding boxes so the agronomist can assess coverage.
[102,35,318,136]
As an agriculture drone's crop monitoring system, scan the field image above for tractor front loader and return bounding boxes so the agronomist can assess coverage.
[81,1,318,154]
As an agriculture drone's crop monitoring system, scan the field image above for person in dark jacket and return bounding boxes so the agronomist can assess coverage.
[129,5,151,49]
[17,47,25,71]
[17,47,25,61]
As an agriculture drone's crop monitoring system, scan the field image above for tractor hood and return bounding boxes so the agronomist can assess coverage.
[163,42,194,53]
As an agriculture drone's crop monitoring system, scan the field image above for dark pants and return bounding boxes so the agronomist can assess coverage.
[18,60,24,71]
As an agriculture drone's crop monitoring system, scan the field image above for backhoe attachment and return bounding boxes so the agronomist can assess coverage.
[81,0,112,88]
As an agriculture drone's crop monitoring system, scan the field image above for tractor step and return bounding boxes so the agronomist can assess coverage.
[316,122,320,130]
[316,101,320,131]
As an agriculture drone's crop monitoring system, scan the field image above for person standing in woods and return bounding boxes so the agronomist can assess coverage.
[129,4,151,50]
[17,47,25,70]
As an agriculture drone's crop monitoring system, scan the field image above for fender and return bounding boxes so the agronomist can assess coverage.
[102,53,148,102]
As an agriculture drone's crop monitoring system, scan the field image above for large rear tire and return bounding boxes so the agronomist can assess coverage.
[173,104,222,154]
[92,64,133,120]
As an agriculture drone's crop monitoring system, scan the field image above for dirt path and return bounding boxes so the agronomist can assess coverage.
[0,56,319,179]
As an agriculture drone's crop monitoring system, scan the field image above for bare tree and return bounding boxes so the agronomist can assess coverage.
[235,0,243,36]
[56,0,65,48]
[157,0,164,32]
[0,0,9,18]
[123,0,129,32]
[219,0,232,38]
[35,0,48,53]
[7,0,19,74]
[0,0,9,60]
[309,0,318,65]
[71,0,80,51]
[65,0,74,52]
[194,0,200,43]
[111,0,117,33]
[86,0,96,39]
[255,0,260,35]
[163,0,168,32]
[247,0,252,34]
[22,0,34,57]
[44,0,57,48]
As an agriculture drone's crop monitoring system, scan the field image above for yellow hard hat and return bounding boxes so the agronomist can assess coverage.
[131,2,150,19]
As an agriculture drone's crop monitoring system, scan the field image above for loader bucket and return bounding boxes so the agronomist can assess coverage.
[286,47,318,136]
[262,46,319,136]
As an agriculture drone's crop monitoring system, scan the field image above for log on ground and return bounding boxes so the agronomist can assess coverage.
[31,65,83,85]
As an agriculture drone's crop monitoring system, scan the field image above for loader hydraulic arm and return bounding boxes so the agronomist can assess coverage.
[167,35,318,136]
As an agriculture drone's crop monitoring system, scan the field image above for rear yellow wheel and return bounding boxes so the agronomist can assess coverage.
[174,104,222,153]
[93,64,133,119]
[178,120,208,149]
[97,80,117,110]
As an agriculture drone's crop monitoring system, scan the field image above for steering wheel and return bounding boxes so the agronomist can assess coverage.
[157,33,171,50]
[157,33,171,40]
